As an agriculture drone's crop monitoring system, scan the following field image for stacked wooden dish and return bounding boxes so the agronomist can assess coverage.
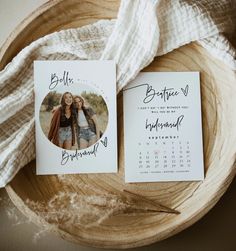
[1,0,236,249]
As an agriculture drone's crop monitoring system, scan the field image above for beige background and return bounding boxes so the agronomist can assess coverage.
[0,0,236,250]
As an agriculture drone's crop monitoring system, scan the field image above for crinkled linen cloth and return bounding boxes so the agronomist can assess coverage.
[0,0,236,187]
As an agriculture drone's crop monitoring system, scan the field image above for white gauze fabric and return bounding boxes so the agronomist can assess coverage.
[0,0,236,187]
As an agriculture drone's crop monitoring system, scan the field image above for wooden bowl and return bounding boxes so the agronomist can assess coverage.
[1,0,236,249]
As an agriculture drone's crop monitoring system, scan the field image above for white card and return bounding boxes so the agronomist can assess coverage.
[123,72,204,182]
[34,60,117,175]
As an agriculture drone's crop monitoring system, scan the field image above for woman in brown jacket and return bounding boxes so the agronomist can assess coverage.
[48,92,75,149]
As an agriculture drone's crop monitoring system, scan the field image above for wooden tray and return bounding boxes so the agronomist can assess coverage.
[1,0,236,249]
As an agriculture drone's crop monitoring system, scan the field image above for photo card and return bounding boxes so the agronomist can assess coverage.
[34,60,117,175]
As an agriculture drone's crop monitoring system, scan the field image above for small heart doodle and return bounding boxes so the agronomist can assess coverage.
[181,84,189,96]
[100,137,108,147]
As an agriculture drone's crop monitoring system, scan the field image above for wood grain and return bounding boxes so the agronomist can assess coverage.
[1,0,236,249]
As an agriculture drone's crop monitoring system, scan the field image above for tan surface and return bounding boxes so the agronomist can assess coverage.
[1,0,236,250]
[1,181,236,251]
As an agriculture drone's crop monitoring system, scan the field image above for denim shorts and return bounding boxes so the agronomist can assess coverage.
[79,128,96,142]
[58,126,72,144]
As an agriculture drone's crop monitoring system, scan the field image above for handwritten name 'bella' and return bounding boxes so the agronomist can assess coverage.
[49,71,74,90]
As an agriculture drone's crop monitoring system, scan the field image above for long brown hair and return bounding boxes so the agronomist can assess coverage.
[73,95,96,133]
[73,95,86,110]
[60,92,74,115]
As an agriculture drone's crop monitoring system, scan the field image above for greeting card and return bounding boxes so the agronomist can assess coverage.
[123,72,204,182]
[34,60,117,175]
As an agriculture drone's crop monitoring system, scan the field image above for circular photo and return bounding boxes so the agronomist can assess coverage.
[40,86,108,150]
